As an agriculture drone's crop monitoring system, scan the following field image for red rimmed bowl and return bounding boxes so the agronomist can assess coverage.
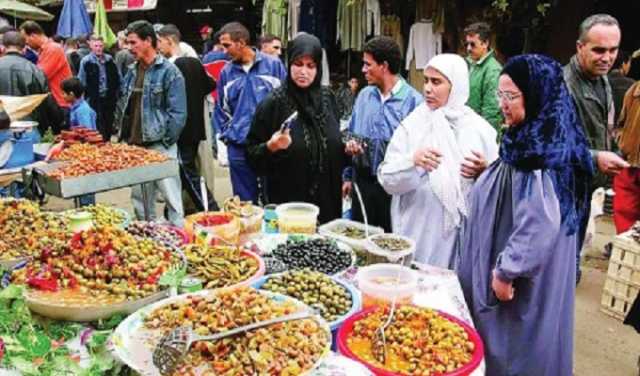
[337,305,484,376]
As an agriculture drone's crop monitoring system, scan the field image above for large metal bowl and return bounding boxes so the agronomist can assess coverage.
[111,288,332,375]
[24,288,171,322]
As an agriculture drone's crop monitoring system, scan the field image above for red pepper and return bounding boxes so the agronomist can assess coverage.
[27,275,59,292]
[70,232,84,249]
[196,214,232,226]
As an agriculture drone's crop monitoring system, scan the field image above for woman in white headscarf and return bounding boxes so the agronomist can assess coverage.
[378,54,498,269]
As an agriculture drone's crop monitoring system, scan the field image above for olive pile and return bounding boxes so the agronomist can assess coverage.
[127,221,184,248]
[66,204,127,228]
[372,236,411,252]
[271,238,352,275]
[262,269,352,322]
[262,256,288,275]
[348,305,476,375]
[11,226,182,302]
[0,199,69,260]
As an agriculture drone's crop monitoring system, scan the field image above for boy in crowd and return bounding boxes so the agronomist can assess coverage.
[61,77,96,130]
[59,77,97,206]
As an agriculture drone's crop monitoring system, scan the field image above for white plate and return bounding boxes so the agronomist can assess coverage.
[111,289,332,376]
[243,233,357,276]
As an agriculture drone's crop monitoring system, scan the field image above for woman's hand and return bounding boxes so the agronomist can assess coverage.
[345,140,364,156]
[492,270,515,302]
[461,150,488,179]
[413,148,442,171]
[266,129,292,152]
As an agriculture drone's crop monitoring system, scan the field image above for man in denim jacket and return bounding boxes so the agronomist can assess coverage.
[114,20,187,226]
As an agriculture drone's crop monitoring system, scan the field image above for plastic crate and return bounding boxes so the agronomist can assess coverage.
[600,231,640,320]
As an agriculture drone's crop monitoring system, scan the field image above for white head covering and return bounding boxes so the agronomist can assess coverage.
[422,54,473,233]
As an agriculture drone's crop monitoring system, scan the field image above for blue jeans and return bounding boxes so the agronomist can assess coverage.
[227,144,257,203]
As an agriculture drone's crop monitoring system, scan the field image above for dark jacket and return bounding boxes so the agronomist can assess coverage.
[0,52,48,96]
[563,55,614,151]
[0,52,53,133]
[608,70,635,123]
[78,54,120,114]
[173,56,215,146]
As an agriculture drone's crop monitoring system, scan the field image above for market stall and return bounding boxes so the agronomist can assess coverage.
[26,140,180,218]
[0,197,485,375]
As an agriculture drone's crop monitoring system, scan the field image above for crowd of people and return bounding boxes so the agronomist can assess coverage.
[1,11,639,375]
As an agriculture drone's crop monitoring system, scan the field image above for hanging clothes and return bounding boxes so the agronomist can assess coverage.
[288,0,301,41]
[381,15,403,54]
[337,0,366,51]
[432,0,446,34]
[405,21,442,70]
[262,0,289,46]
[299,0,337,48]
[366,0,381,37]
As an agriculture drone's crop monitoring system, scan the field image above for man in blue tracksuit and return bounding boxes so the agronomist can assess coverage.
[214,22,287,203]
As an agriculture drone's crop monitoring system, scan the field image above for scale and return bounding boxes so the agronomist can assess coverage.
[9,120,38,133]
[0,121,38,169]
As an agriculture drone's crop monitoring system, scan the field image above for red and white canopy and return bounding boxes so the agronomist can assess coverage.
[85,0,157,13]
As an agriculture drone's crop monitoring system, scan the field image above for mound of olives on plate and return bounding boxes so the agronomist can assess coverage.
[262,269,352,322]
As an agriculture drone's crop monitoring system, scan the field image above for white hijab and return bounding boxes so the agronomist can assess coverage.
[422,54,473,233]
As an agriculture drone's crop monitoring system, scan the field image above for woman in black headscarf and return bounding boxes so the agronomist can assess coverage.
[246,33,347,223]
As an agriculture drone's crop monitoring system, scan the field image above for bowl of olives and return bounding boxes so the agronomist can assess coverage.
[252,269,361,330]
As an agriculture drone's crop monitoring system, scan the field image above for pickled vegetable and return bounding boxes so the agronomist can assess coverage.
[144,287,329,376]
[184,244,259,289]
[11,226,182,304]
[347,305,475,375]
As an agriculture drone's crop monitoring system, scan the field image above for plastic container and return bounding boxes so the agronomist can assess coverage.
[68,211,93,233]
[365,233,416,263]
[336,305,485,376]
[276,202,319,234]
[184,211,241,245]
[319,219,384,265]
[238,206,264,235]
[252,274,361,350]
[263,204,278,233]
[356,264,418,308]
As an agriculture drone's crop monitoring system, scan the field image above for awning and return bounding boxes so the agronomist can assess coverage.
[0,0,54,21]
[84,0,156,13]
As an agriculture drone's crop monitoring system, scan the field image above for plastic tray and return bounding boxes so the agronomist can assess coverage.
[337,305,485,376]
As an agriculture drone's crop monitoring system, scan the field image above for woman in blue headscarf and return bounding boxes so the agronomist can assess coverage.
[458,54,594,375]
